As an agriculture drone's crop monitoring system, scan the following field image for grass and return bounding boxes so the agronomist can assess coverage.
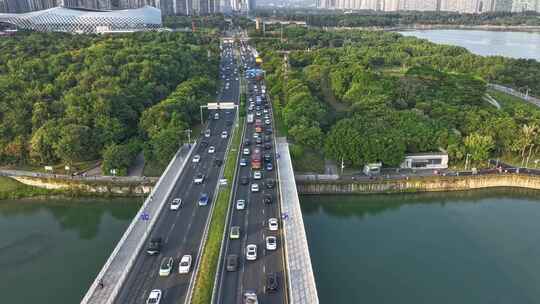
[0,176,55,200]
[191,117,244,304]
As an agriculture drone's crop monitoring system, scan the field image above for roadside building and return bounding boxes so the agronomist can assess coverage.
[400,152,449,170]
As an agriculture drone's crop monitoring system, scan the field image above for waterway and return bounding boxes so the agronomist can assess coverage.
[302,188,540,304]
[398,29,540,61]
[0,197,139,304]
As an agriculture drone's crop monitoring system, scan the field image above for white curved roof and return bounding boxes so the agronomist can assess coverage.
[0,6,162,33]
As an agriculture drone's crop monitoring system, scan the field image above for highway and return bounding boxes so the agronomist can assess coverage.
[114,39,240,304]
[215,40,287,304]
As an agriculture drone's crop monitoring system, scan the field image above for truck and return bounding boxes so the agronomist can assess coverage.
[247,113,254,124]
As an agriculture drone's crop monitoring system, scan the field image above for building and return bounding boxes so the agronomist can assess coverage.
[0,5,162,33]
[318,0,540,12]
[400,153,449,170]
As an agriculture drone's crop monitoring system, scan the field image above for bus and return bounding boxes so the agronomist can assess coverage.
[251,148,262,169]
[247,113,254,124]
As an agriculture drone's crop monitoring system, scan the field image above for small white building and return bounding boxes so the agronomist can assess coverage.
[363,162,382,176]
[400,153,448,170]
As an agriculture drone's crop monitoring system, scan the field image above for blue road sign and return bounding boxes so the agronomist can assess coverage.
[140,212,150,221]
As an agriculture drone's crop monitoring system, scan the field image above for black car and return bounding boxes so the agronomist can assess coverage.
[256,137,262,144]
[263,194,272,204]
[264,143,272,150]
[226,120,233,126]
[264,153,272,161]
[264,135,271,143]
[244,139,251,146]
[264,129,272,135]
[266,273,279,292]
[214,159,223,167]
[226,254,238,272]
[200,141,209,148]
[266,179,275,189]
[146,237,162,255]
[240,176,249,185]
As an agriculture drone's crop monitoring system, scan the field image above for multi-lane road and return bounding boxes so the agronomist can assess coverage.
[215,40,287,304]
[115,39,240,304]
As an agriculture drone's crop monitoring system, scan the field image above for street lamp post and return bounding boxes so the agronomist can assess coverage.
[465,153,471,171]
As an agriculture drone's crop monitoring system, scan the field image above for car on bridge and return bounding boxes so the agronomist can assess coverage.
[192,154,201,163]
[236,199,246,210]
[146,237,162,255]
[266,236,277,251]
[146,289,162,304]
[198,193,209,206]
[178,255,192,274]
[170,198,183,210]
[268,218,278,231]
[208,146,216,154]
[159,257,173,277]
[230,226,240,239]
[194,173,205,184]
[246,244,257,261]
[243,290,258,304]
[265,273,279,293]
[226,254,239,272]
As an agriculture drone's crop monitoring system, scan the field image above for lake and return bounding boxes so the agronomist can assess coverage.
[302,189,540,304]
[0,197,140,304]
[399,29,540,61]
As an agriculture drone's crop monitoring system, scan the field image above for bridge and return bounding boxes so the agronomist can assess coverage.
[82,37,318,304]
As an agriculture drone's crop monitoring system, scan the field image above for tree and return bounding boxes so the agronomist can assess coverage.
[54,124,95,164]
[464,133,495,162]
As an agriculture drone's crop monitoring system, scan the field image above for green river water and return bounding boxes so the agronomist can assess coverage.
[301,188,540,304]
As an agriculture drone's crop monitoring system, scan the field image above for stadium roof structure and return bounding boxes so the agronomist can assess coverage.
[0,6,162,34]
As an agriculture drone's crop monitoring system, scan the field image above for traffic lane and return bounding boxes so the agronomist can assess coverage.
[116,114,230,304]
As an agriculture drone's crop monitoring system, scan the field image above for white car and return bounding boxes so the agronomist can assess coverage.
[221,131,228,139]
[251,183,259,192]
[178,255,192,274]
[208,146,216,153]
[246,244,257,261]
[265,119,271,125]
[236,199,246,210]
[146,289,162,304]
[230,226,240,239]
[268,218,278,231]
[192,154,201,163]
[253,171,262,180]
[243,148,250,155]
[204,129,211,138]
[266,236,277,251]
[159,257,173,277]
[170,198,182,210]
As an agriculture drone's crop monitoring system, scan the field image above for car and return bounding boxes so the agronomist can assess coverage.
[236,199,246,210]
[264,143,272,150]
[266,179,275,189]
[226,120,233,126]
[243,148,250,156]
[200,140,209,148]
[243,291,258,304]
[198,193,209,206]
[214,159,223,167]
[264,135,271,143]
[263,194,272,204]
[248,105,254,111]
[178,255,192,274]
[265,119,271,125]
[240,176,249,185]
[253,171,262,180]
[192,154,201,163]
[146,237,162,255]
[263,153,272,161]
[146,289,162,304]
[246,244,257,261]
[256,111,261,117]
[255,137,262,144]
[230,226,240,239]
[204,129,211,138]
[263,109,269,114]
[194,173,205,184]
[251,183,259,192]
[265,129,272,135]
[268,218,278,231]
[266,236,277,251]
[244,139,251,146]
[170,198,183,210]
[221,131,228,138]
[208,146,216,153]
[214,113,220,120]
[159,257,174,276]
[266,273,279,292]
[226,254,239,272]
[266,162,274,171]
[240,158,248,167]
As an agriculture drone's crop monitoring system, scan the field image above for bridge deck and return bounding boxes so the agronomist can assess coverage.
[276,137,319,304]
[81,143,194,304]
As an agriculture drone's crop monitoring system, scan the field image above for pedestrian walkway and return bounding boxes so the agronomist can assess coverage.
[81,143,195,304]
[276,137,319,304]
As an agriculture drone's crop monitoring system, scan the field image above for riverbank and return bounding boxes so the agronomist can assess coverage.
[297,173,540,195]
[326,24,540,32]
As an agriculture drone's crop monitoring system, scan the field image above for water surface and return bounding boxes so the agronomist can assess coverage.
[302,189,540,304]
[399,29,540,61]
[0,197,140,304]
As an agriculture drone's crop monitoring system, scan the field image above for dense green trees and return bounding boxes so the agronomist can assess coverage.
[255,27,540,168]
[0,32,219,174]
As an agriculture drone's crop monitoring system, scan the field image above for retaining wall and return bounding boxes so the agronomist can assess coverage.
[297,174,540,195]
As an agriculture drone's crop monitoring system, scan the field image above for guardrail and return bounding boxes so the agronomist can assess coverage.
[488,83,540,107]
[81,143,195,304]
